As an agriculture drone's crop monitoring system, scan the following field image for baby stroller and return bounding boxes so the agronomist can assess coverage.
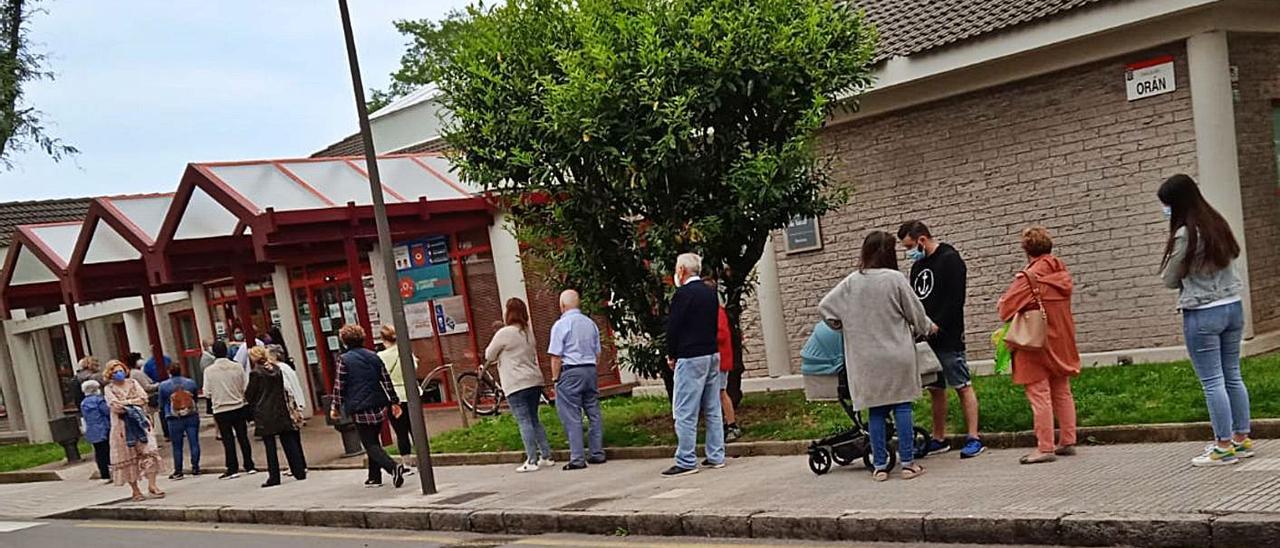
[802,321,932,476]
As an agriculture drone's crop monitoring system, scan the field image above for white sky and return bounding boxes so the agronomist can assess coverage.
[0,0,471,201]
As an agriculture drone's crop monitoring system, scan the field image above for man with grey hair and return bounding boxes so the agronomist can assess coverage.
[663,253,726,477]
[548,289,606,470]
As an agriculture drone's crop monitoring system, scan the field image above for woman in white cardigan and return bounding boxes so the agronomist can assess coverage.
[485,297,555,472]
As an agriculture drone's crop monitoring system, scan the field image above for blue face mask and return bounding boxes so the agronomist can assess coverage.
[906,247,925,262]
[111,370,126,382]
[1161,205,1172,218]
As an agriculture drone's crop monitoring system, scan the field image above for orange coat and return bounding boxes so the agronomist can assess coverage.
[997,254,1081,385]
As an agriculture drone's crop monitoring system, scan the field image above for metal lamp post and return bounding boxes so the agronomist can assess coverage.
[337,0,437,495]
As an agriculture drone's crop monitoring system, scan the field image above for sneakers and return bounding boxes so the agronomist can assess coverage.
[923,438,951,456]
[960,437,986,459]
[190,468,202,477]
[245,468,259,475]
[724,424,743,443]
[168,471,185,481]
[261,480,281,489]
[515,462,539,473]
[661,465,699,478]
[1210,439,1255,459]
[701,459,726,469]
[217,472,240,480]
[537,457,556,468]
[1193,445,1240,467]
[587,456,607,465]
[393,465,407,488]
[364,479,383,488]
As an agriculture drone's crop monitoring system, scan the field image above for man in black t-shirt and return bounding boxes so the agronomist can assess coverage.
[899,221,984,459]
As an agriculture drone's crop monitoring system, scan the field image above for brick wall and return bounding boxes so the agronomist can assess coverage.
[522,261,622,387]
[742,43,1200,375]
[1230,33,1280,334]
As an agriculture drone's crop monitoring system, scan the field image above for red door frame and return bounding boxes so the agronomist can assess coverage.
[168,309,202,378]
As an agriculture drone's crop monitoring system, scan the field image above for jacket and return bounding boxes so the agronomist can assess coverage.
[667,278,719,359]
[716,306,734,373]
[997,254,1082,385]
[244,364,295,437]
[378,344,415,402]
[203,358,248,414]
[1159,227,1243,310]
[819,269,935,410]
[908,243,967,352]
[80,394,111,444]
[337,347,393,415]
[123,405,150,447]
[485,325,545,396]
[157,375,198,419]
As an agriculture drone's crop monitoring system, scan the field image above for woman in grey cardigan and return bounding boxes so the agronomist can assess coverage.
[485,297,555,473]
[820,231,937,481]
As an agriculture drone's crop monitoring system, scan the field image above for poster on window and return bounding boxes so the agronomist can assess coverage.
[394,236,453,304]
[363,275,379,328]
[302,322,316,347]
[405,301,435,339]
[434,295,469,336]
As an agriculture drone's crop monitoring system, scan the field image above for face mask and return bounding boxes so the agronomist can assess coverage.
[136,360,144,368]
[1161,205,1172,218]
[111,370,126,382]
[907,247,925,262]
[234,332,245,341]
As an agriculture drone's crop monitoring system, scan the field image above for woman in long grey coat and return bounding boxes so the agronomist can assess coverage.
[819,231,936,481]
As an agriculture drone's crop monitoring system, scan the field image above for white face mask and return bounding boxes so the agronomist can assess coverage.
[1161,205,1172,218]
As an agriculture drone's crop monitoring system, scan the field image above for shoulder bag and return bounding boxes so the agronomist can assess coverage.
[1005,268,1048,351]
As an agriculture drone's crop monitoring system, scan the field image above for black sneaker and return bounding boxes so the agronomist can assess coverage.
[261,479,281,488]
[725,425,743,443]
[392,465,407,488]
[701,459,726,469]
[661,465,699,478]
[190,468,202,477]
[218,472,240,480]
[364,479,383,488]
[562,462,587,471]
[587,456,607,465]
[245,468,259,475]
[168,471,185,481]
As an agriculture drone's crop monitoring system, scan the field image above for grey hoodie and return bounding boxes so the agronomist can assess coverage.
[1160,227,1242,310]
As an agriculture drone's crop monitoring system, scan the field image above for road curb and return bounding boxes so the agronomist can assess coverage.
[308,418,1280,469]
[50,503,1275,547]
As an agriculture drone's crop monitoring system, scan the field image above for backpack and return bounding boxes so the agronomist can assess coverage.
[170,385,196,417]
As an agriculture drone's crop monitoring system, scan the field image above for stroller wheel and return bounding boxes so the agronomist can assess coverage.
[912,427,932,460]
[808,449,833,475]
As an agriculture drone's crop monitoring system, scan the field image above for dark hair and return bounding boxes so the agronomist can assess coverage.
[212,341,228,359]
[897,220,931,240]
[860,231,899,271]
[126,352,142,367]
[1158,174,1239,277]
[339,324,366,349]
[505,297,530,331]
[1021,227,1053,257]
[168,364,182,378]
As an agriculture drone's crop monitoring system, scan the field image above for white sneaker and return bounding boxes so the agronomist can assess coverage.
[516,462,539,473]
[537,458,556,468]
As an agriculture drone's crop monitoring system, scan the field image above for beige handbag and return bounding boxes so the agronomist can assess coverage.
[915,341,942,387]
[1005,269,1048,351]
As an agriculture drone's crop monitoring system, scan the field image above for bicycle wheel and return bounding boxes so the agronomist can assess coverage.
[457,372,501,416]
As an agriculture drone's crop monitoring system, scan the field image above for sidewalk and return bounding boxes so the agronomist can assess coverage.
[32,440,1280,547]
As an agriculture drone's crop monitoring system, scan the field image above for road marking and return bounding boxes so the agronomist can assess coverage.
[649,488,698,499]
[0,521,45,533]
[75,522,461,543]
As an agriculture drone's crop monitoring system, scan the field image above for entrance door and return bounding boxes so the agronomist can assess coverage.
[170,310,202,379]
[296,282,354,408]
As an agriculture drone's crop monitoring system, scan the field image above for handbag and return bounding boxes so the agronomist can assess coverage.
[1005,269,1048,351]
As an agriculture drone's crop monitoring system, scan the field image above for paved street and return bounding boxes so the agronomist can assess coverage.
[0,519,1054,548]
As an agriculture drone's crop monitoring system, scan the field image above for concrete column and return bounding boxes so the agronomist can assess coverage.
[271,265,310,411]
[368,245,394,330]
[488,213,531,307]
[755,235,793,377]
[85,317,112,361]
[122,309,148,358]
[0,326,24,432]
[190,283,215,345]
[62,323,79,372]
[1187,31,1253,338]
[5,329,51,441]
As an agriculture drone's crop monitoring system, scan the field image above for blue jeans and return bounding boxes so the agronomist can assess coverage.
[508,386,553,464]
[672,354,725,469]
[167,415,201,472]
[1184,301,1249,441]
[868,402,914,470]
[555,366,605,465]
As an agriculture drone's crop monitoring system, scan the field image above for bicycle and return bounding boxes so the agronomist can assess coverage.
[423,360,550,417]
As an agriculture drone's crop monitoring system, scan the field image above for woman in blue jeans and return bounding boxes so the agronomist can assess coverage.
[1158,174,1253,467]
[485,298,555,472]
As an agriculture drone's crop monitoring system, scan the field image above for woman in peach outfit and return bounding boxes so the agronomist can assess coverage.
[102,359,164,500]
[997,227,1082,464]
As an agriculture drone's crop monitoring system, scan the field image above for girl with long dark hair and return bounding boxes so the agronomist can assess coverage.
[485,297,554,472]
[1158,174,1251,467]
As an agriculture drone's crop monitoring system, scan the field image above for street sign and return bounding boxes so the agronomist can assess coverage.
[1125,55,1176,101]
[783,216,823,254]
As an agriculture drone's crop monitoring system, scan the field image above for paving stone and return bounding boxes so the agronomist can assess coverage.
[218,507,257,524]
[183,506,224,523]
[625,511,684,537]
[304,508,365,528]
[502,509,561,535]
[468,509,505,533]
[364,508,432,531]
[682,511,756,538]
[751,512,841,541]
[427,508,473,531]
[253,507,307,526]
[840,511,927,543]
[1060,513,1211,547]
[924,511,1064,545]
[1212,513,1280,548]
[560,511,630,536]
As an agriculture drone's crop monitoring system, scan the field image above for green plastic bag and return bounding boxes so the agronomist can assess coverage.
[991,322,1012,375]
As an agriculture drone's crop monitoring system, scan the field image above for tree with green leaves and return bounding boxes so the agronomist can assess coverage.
[0,0,75,169]
[409,0,876,385]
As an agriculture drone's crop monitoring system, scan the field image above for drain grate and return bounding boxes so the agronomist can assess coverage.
[555,497,618,511]
[434,491,497,505]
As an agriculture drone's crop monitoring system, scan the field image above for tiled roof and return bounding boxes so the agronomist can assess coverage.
[0,197,92,248]
[311,135,449,158]
[853,0,1117,60]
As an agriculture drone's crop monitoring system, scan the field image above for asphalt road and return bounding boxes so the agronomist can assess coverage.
[0,519,1059,548]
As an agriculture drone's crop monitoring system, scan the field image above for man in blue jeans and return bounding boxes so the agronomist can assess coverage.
[548,289,606,471]
[663,253,726,477]
[158,364,201,480]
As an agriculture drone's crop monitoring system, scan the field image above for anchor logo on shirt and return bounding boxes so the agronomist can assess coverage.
[914,269,935,300]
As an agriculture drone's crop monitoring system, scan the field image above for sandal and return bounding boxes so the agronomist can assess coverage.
[1020,452,1058,465]
[901,463,925,480]
[1054,445,1077,456]
[131,494,145,502]
[148,489,166,499]
[872,469,890,482]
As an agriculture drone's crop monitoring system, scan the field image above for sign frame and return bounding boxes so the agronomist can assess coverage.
[1125,55,1176,102]
[783,216,824,254]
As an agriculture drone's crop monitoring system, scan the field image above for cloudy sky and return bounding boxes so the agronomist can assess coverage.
[0,0,470,201]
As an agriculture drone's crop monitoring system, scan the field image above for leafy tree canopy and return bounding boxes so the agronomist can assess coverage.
[0,0,76,169]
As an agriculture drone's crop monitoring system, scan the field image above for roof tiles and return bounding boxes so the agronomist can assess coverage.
[0,198,92,248]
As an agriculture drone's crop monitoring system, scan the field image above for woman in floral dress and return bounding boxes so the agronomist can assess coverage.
[102,359,164,501]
